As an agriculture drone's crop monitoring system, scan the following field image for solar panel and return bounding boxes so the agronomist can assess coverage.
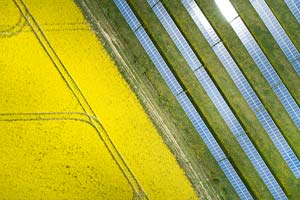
[284,0,300,23]
[218,159,253,200]
[152,3,203,71]
[249,0,300,75]
[147,0,160,7]
[135,28,184,96]
[113,0,253,198]
[113,0,141,31]
[148,0,288,198]
[182,0,220,47]
[176,92,227,161]
[194,67,245,137]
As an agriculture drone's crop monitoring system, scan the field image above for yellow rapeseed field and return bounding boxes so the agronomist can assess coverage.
[0,0,198,199]
[0,120,133,200]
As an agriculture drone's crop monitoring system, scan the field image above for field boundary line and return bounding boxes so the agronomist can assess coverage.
[0,111,91,123]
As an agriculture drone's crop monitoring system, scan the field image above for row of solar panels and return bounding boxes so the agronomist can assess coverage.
[285,0,300,23]
[113,0,254,199]
[148,0,288,199]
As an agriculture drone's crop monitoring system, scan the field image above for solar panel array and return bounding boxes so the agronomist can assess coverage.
[181,0,300,179]
[148,0,288,198]
[249,0,300,76]
[181,0,297,196]
[285,0,300,23]
[113,0,253,199]
[203,2,300,178]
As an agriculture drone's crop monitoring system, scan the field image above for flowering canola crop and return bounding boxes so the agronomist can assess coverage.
[0,0,197,199]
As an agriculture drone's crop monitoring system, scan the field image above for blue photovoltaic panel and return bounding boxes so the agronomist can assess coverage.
[113,0,253,199]
[182,0,220,47]
[135,28,184,96]
[113,0,141,31]
[194,67,245,137]
[236,134,287,200]
[249,0,300,75]
[212,42,263,112]
[285,0,300,23]
[152,2,203,71]
[218,159,253,200]
[230,17,300,130]
[147,0,160,7]
[176,93,227,161]
[148,0,288,199]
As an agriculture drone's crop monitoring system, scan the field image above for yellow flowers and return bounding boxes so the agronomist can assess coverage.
[0,121,133,200]
[0,0,197,199]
